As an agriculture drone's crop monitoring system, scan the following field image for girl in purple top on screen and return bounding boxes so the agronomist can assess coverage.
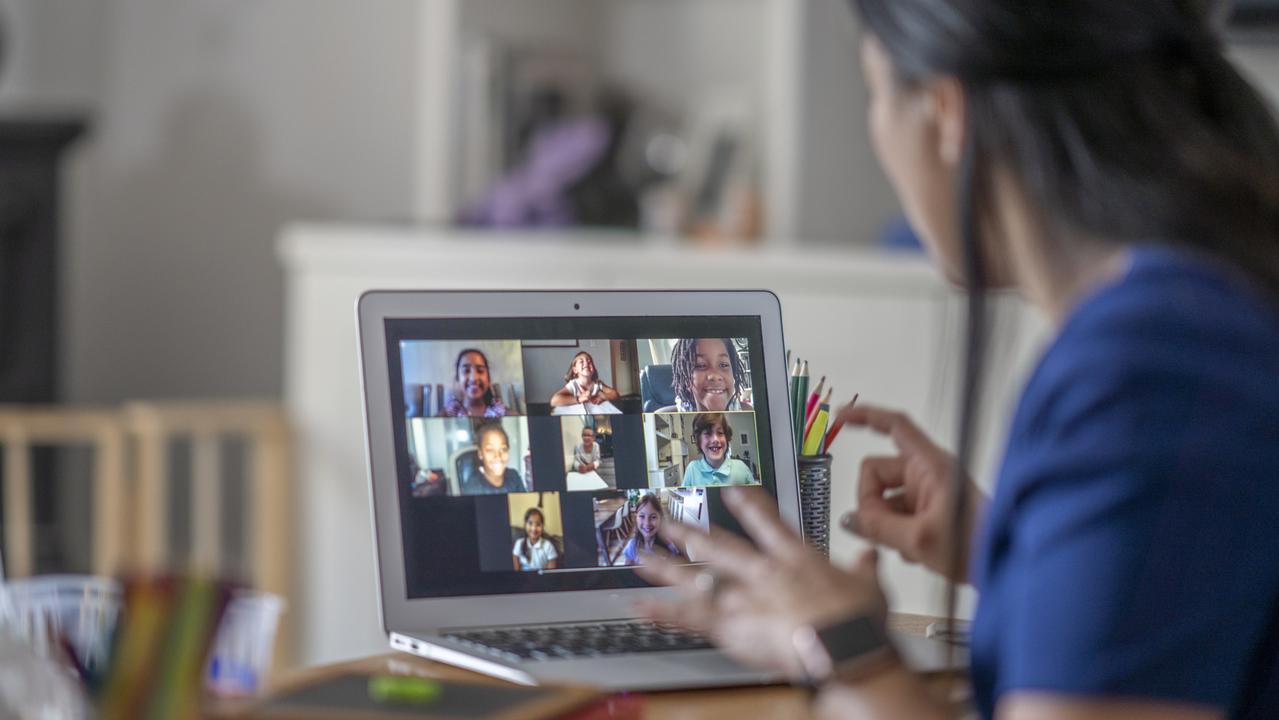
[621,494,680,565]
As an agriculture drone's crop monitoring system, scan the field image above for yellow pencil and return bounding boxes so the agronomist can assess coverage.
[802,403,830,455]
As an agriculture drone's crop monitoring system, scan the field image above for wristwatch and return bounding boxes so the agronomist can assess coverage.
[792,614,898,687]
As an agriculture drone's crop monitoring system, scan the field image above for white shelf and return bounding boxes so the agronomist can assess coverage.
[409,0,893,247]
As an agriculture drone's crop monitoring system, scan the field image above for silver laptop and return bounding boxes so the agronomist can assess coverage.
[356,290,953,690]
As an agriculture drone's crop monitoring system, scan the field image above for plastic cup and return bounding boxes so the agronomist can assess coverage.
[205,589,286,697]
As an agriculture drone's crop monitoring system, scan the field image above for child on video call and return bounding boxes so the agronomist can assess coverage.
[550,351,621,412]
[512,507,558,571]
[621,494,681,565]
[681,413,756,487]
[573,426,601,473]
[461,423,525,495]
[442,348,508,418]
[669,338,752,412]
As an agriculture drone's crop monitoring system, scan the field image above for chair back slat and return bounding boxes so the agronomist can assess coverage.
[0,407,123,578]
[2,428,33,579]
[190,430,223,571]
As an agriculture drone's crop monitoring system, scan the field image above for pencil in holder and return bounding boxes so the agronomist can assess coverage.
[798,454,833,557]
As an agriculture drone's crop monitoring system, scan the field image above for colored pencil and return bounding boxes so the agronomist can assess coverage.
[788,358,803,451]
[802,403,831,455]
[793,361,809,450]
[803,386,832,443]
[803,376,826,426]
[821,393,858,454]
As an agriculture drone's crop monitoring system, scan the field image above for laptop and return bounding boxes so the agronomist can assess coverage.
[356,290,955,690]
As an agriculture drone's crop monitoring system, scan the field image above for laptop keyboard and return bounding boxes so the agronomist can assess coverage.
[444,621,714,662]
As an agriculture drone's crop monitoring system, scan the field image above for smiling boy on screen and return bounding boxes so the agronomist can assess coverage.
[680,413,755,487]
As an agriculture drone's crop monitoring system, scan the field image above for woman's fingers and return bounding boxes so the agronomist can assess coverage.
[660,519,774,584]
[857,455,907,509]
[831,403,937,457]
[721,487,810,565]
[632,559,714,634]
[842,502,923,561]
[632,548,699,587]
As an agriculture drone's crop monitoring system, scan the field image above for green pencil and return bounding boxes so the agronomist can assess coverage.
[793,360,809,452]
[788,358,802,453]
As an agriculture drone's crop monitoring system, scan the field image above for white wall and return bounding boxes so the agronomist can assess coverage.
[795,0,900,246]
[3,0,419,403]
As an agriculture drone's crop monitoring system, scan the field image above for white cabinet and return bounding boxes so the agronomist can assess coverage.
[279,223,1048,665]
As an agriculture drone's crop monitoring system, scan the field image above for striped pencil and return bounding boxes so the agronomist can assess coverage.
[804,376,827,427]
[803,386,833,445]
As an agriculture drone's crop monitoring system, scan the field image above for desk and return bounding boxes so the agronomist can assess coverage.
[225,614,959,719]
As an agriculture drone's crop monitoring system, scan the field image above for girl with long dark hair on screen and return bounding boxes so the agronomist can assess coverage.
[442,348,508,418]
[512,507,559,572]
[636,2,1279,718]
[550,351,621,411]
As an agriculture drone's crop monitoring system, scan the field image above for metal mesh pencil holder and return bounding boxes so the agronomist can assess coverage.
[798,454,833,557]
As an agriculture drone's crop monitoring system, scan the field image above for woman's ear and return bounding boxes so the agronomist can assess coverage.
[926,76,967,168]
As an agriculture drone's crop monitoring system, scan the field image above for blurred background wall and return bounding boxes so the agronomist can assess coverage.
[3,0,418,403]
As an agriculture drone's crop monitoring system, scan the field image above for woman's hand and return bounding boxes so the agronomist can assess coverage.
[634,487,887,680]
[831,403,987,583]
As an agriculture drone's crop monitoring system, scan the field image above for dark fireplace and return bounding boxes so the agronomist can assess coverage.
[0,114,88,573]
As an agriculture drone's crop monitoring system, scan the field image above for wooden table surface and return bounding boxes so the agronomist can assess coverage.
[220,614,957,719]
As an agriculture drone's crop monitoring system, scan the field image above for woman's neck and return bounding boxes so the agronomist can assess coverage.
[994,172,1130,325]
[483,470,505,487]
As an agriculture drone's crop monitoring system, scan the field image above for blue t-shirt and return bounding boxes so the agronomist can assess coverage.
[971,247,1279,718]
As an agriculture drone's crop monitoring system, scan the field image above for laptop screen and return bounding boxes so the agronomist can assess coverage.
[385,315,779,599]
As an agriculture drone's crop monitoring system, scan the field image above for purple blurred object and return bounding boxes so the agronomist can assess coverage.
[464,117,611,228]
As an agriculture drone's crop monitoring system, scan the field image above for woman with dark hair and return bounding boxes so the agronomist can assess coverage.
[665,338,752,412]
[442,348,507,417]
[637,2,1279,718]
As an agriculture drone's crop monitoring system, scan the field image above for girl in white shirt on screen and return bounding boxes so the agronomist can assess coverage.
[511,507,558,572]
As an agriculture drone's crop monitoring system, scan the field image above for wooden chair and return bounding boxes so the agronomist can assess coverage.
[125,400,294,667]
[0,406,127,579]
[0,400,295,668]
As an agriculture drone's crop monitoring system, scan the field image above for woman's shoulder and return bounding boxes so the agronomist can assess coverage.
[1024,250,1277,420]
[1002,248,1279,500]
